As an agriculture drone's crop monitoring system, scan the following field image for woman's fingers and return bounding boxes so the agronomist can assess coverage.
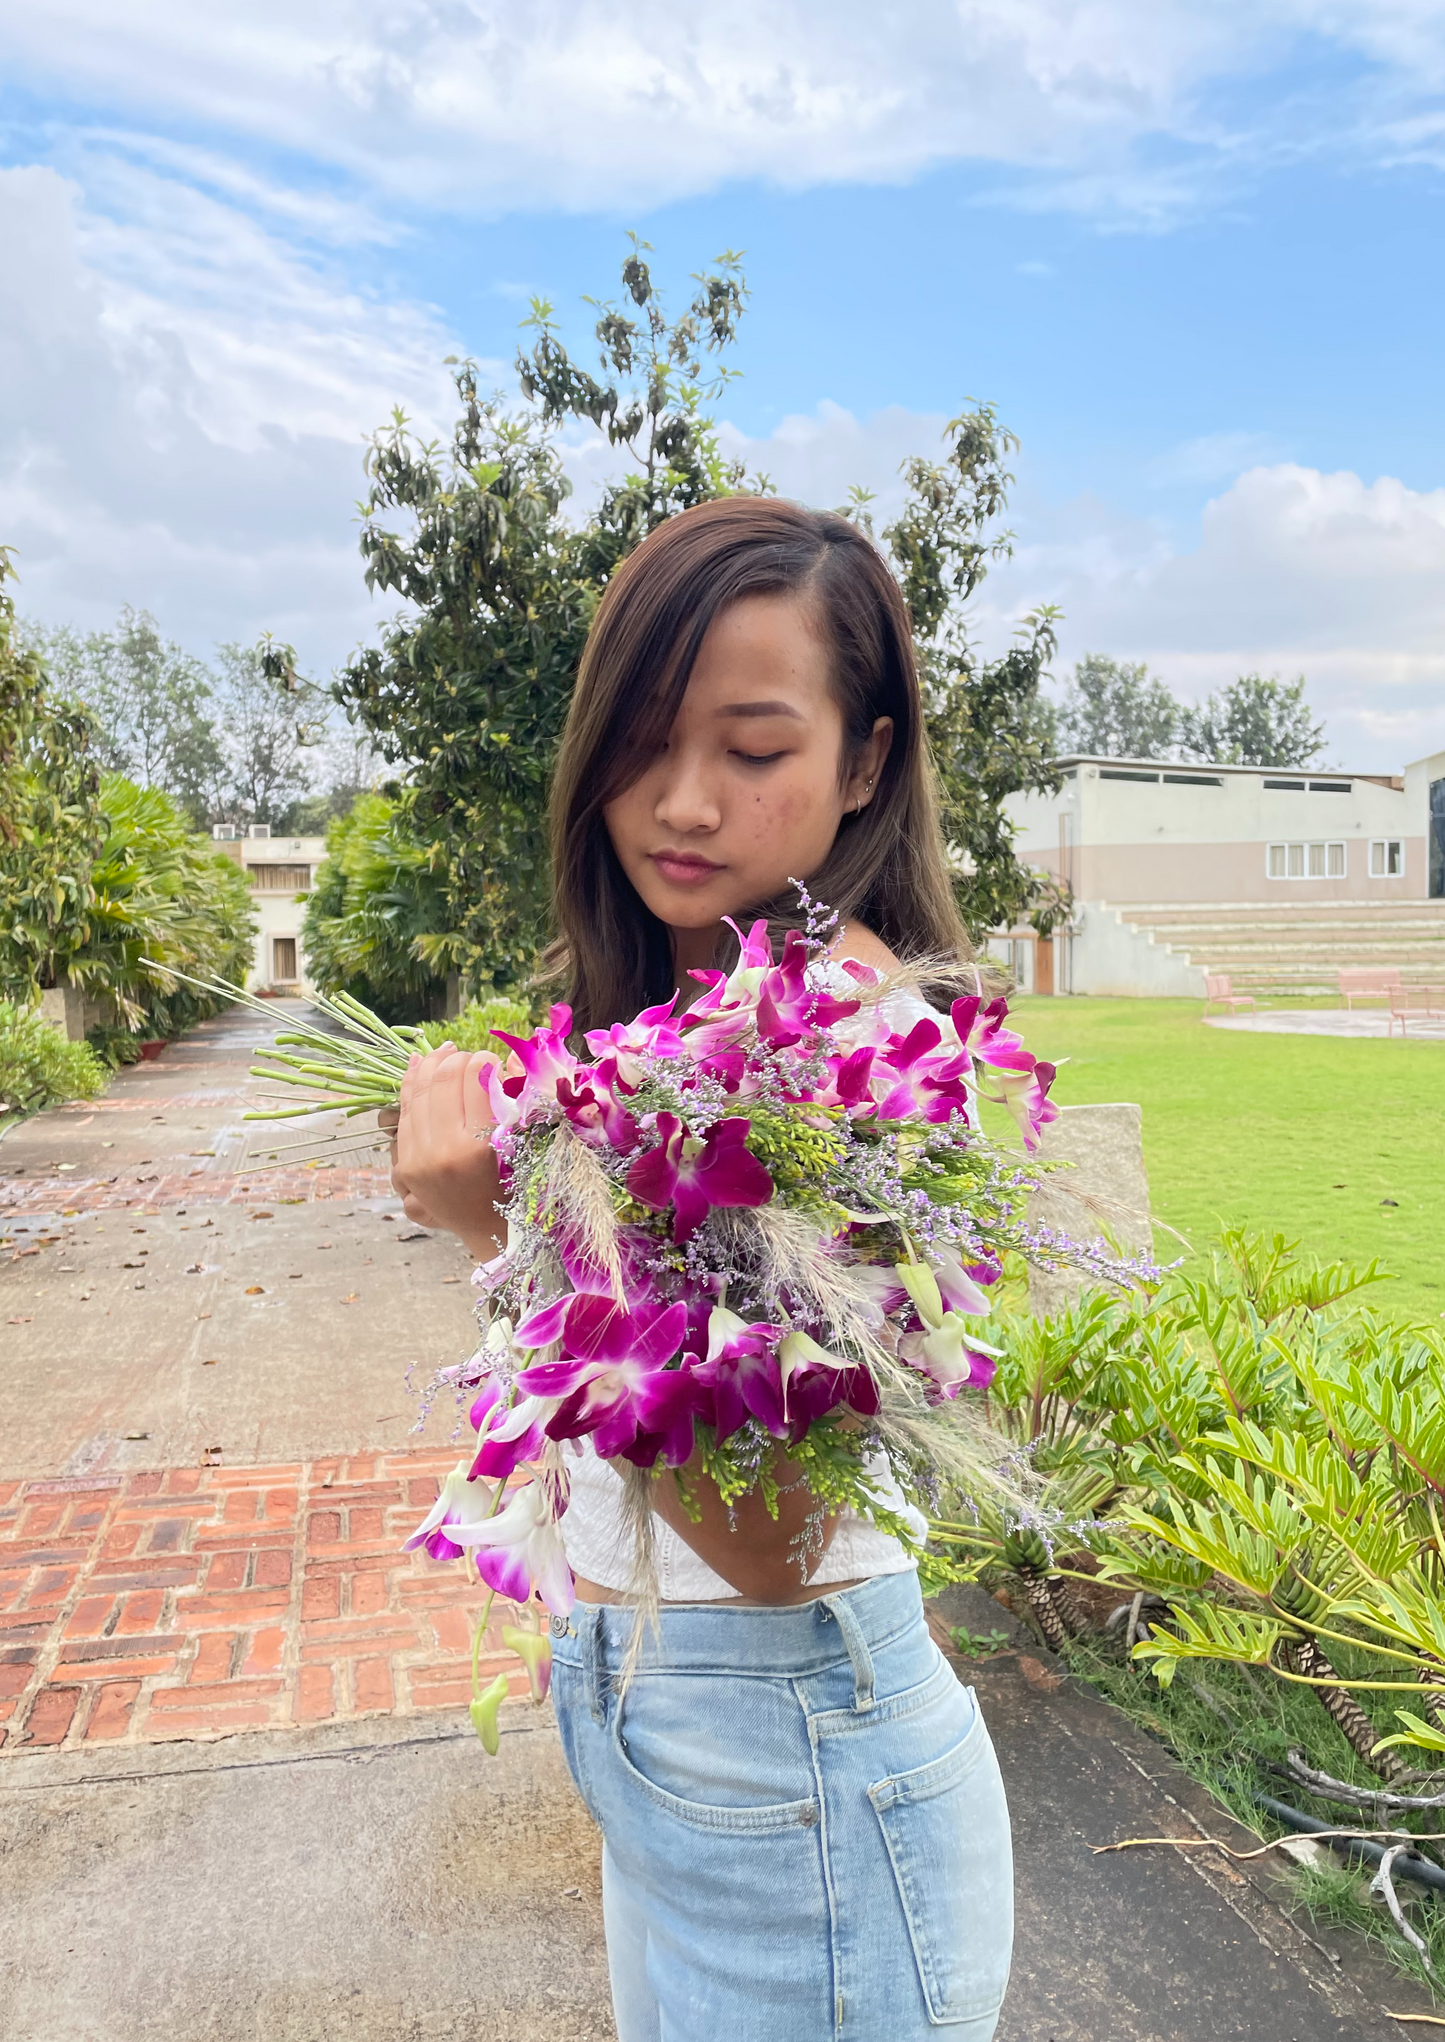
[462,1052,497,1136]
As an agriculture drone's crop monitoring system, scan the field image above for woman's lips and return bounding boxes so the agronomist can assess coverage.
[649,850,724,887]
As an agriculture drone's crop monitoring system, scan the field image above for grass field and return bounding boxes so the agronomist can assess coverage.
[1000,998,1445,1324]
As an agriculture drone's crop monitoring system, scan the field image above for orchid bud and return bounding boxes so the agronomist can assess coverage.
[469,1670,510,1755]
[502,1623,553,1704]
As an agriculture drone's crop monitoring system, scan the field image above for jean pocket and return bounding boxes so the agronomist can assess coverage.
[610,1675,820,1835]
[869,1713,1013,2026]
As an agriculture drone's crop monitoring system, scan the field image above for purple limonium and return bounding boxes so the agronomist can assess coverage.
[693,1306,788,1441]
[515,1292,697,1465]
[626,1113,774,1242]
[449,1479,576,1616]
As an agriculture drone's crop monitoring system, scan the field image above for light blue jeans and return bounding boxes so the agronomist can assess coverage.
[550,1571,1013,2039]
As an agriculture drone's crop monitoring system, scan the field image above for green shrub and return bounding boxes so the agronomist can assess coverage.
[0,1003,107,1133]
[302,793,459,1023]
[416,995,538,1053]
[59,775,255,1036]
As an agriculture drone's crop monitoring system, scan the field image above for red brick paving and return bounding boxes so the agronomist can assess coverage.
[0,1453,534,1752]
[2,1161,394,1220]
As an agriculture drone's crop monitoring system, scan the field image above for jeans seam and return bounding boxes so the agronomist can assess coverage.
[802,1679,845,2037]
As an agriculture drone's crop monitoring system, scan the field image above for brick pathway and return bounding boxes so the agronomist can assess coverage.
[0,1452,531,1751]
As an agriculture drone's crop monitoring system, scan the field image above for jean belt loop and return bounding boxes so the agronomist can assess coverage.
[581,1605,607,1726]
[821,1591,875,1712]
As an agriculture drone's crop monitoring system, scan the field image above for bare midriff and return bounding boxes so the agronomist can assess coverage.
[571,1573,870,1610]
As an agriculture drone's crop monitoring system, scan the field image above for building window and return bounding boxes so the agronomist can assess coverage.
[1267,841,1345,880]
[248,863,312,891]
[1369,839,1404,877]
[272,936,298,982]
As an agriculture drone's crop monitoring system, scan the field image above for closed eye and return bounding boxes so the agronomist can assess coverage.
[732,750,787,766]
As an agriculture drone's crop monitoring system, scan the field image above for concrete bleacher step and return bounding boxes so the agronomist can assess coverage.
[1108,899,1445,996]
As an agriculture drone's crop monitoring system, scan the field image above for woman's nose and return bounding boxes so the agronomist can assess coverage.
[652,751,721,834]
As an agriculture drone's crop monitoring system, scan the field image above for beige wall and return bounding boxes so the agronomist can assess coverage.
[1048,837,1428,904]
[1006,761,1423,905]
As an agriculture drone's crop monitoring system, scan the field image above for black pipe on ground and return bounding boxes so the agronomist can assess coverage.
[1255,1792,1445,1893]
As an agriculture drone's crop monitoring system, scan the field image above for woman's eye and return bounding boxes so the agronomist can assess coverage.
[732,750,786,766]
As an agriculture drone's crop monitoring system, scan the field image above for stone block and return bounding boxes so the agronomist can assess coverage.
[1027,1101,1151,1316]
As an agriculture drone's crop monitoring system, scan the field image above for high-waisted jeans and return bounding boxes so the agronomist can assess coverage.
[549,1570,1013,2040]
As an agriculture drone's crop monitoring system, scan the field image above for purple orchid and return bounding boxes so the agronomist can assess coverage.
[951,995,1059,1150]
[514,1291,697,1466]
[467,1384,553,1481]
[555,1055,639,1152]
[626,1113,773,1242]
[405,1460,513,1565]
[753,930,860,1050]
[448,1478,576,1616]
[776,1330,880,1438]
[868,1018,974,1124]
[482,1003,581,1129]
[584,997,687,1085]
[692,1307,788,1441]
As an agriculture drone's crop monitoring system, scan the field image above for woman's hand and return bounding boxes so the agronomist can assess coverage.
[379,1043,504,1261]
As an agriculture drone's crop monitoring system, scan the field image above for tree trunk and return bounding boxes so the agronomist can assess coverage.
[1018,1566,1090,1652]
[1286,1635,1410,1784]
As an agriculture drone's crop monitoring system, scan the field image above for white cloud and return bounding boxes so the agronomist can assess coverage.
[0,158,474,671]
[3,1,1442,220]
[988,461,1445,769]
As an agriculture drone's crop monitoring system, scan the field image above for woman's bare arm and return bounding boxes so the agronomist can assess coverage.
[646,1448,842,1603]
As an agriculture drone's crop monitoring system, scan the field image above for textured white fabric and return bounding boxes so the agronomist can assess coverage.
[559,1441,927,1600]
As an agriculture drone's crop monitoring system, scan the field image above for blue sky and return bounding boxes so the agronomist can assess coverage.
[3,2,1445,769]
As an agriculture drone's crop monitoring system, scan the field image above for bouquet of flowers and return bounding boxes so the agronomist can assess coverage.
[399,911,1155,1747]
[157,917,1144,1753]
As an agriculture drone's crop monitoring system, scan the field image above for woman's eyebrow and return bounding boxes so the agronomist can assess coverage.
[715,700,804,720]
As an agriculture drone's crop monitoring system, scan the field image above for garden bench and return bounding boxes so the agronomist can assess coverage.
[1388,985,1445,1036]
[1339,966,1402,1009]
[1203,973,1255,1015]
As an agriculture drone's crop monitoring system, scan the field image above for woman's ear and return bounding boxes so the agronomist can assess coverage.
[845,717,894,812]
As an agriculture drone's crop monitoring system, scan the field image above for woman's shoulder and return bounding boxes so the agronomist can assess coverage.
[830,919,903,977]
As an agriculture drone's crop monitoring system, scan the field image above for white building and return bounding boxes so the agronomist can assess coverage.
[212,826,327,995]
[993,746,1445,997]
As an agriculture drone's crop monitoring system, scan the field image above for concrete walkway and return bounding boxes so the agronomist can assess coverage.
[1,1008,1438,2038]
[1207,1007,1445,1040]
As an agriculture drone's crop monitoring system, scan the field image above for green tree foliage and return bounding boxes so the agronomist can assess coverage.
[864,406,1061,937]
[1054,653,1181,761]
[29,610,344,830]
[0,1001,107,1134]
[330,244,1063,985]
[0,549,104,1002]
[301,793,457,1022]
[31,607,225,823]
[1182,672,1326,769]
[60,776,256,1035]
[1050,657,1327,771]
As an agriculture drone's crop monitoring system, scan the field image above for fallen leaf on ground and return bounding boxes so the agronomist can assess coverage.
[244,1285,265,1295]
[7,1315,33,1325]
[184,1262,204,1274]
[341,1293,359,1304]
[202,1358,219,1366]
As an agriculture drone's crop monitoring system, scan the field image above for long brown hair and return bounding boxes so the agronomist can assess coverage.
[549,495,969,1033]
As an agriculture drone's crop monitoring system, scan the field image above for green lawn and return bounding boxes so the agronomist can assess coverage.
[1000,997,1445,1324]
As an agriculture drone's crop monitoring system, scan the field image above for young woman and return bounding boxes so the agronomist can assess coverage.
[388,497,1014,2040]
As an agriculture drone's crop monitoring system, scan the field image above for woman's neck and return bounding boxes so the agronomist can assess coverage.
[670,920,724,998]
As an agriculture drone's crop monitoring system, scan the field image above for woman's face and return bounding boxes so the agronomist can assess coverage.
[602,593,891,938]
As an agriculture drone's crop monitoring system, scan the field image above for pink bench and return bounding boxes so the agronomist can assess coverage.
[1388,986,1445,1037]
[1339,967,1402,1010]
[1204,974,1256,1015]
